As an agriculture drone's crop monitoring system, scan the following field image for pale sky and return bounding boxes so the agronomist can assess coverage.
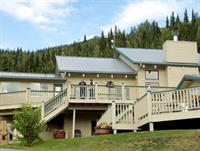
[0,0,199,50]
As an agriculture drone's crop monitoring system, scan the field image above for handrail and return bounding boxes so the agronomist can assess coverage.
[31,90,59,93]
[151,86,200,115]
[0,90,26,95]
[44,88,68,115]
[150,86,200,94]
[115,103,133,123]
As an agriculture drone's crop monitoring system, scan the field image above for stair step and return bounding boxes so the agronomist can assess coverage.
[44,101,69,122]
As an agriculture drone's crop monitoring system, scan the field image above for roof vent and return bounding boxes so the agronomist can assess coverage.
[172,27,179,41]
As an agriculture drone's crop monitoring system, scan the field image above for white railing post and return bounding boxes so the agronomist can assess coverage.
[72,108,76,138]
[26,88,31,104]
[67,82,71,101]
[95,82,98,101]
[112,100,117,134]
[41,101,44,121]
[121,83,125,101]
[129,104,133,124]
[147,86,154,131]
[0,93,1,106]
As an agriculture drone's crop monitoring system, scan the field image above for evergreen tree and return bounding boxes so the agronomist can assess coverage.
[170,12,175,29]
[166,16,169,28]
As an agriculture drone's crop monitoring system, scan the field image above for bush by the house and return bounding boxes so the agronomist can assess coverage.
[12,104,46,146]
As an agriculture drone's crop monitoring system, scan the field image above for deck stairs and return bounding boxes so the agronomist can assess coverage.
[42,88,69,122]
[97,102,136,131]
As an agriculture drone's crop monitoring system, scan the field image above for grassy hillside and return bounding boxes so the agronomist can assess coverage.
[2,130,200,151]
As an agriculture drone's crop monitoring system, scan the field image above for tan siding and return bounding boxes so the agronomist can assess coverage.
[163,40,198,63]
[166,66,199,87]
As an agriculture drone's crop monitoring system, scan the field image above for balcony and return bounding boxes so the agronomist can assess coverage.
[0,84,173,110]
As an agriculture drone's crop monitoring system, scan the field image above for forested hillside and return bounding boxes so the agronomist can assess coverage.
[0,10,200,73]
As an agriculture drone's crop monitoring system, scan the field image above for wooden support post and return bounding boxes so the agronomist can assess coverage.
[41,101,44,121]
[129,104,133,124]
[147,86,153,131]
[113,129,117,134]
[112,100,116,134]
[0,93,1,105]
[67,82,71,101]
[72,108,76,138]
[121,83,125,101]
[149,122,154,131]
[95,82,98,101]
[26,88,31,104]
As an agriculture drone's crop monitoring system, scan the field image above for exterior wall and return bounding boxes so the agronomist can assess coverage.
[0,80,66,106]
[63,110,102,138]
[66,73,136,86]
[41,114,64,140]
[136,66,168,97]
[163,40,198,63]
[166,66,199,87]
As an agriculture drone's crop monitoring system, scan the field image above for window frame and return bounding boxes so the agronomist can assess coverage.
[145,82,159,87]
[0,82,21,93]
[30,83,49,97]
[145,70,159,80]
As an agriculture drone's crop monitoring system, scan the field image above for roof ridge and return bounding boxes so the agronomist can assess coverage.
[56,55,117,60]
[116,47,163,51]
[0,71,55,75]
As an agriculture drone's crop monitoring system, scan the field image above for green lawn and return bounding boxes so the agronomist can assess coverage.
[2,130,200,151]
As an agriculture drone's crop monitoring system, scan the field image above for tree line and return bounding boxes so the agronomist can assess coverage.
[0,10,200,73]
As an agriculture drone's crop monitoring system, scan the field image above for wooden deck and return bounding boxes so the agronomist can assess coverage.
[134,87,200,130]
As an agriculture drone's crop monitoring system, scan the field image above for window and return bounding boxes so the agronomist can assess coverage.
[145,82,159,92]
[145,70,159,80]
[108,87,121,100]
[31,83,48,96]
[145,82,159,87]
[1,82,21,93]
[124,87,130,100]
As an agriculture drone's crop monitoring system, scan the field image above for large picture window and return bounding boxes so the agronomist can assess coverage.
[0,82,21,93]
[145,70,159,80]
[31,83,48,96]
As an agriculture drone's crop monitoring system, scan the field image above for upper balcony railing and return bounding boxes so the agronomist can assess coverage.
[69,84,174,102]
[0,84,174,108]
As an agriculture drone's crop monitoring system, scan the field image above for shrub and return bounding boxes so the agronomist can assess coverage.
[12,104,46,146]
[96,122,112,130]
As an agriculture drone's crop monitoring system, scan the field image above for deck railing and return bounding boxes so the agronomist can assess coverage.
[134,94,149,122]
[0,89,60,107]
[97,101,134,131]
[115,103,133,123]
[43,88,68,116]
[134,86,200,128]
[70,85,95,100]
[98,85,122,100]
[0,90,27,106]
[151,87,200,114]
[69,84,174,102]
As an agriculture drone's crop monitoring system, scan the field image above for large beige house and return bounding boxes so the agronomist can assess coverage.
[0,40,200,139]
